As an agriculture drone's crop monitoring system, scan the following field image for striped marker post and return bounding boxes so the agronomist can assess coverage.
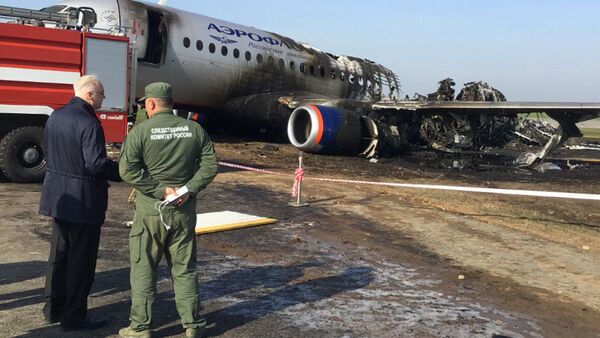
[289,152,309,207]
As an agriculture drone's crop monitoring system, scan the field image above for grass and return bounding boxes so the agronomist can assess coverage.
[581,128,600,139]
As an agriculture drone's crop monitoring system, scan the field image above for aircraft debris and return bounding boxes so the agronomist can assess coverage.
[534,162,562,172]
[566,160,584,170]
[371,79,598,170]
[427,78,456,101]
[397,79,516,153]
[564,142,600,151]
[514,117,557,146]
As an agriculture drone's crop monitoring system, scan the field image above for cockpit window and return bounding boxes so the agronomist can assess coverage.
[41,6,77,17]
[67,7,78,17]
[40,5,67,13]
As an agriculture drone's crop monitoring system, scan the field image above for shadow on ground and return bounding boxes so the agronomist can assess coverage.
[13,263,372,337]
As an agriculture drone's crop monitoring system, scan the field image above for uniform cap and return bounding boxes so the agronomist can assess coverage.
[139,82,173,101]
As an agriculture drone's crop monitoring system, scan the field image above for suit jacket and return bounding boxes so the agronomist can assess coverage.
[39,97,120,225]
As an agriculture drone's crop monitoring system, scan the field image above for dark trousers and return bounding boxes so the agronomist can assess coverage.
[43,218,101,325]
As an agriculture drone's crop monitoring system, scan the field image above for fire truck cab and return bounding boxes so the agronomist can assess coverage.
[0,5,133,182]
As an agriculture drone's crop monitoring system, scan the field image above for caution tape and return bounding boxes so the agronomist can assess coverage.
[218,161,600,201]
[218,161,288,176]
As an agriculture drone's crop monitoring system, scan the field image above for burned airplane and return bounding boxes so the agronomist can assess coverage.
[3,0,600,181]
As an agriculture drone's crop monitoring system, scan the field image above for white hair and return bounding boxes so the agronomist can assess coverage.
[73,75,101,97]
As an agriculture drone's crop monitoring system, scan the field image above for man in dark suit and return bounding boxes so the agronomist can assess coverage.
[39,75,121,331]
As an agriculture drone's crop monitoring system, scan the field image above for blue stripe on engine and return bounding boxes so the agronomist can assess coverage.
[315,105,341,152]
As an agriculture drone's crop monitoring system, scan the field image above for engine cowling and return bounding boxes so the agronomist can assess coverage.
[287,105,378,155]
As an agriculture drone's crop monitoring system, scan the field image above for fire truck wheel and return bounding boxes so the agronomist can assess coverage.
[0,126,46,183]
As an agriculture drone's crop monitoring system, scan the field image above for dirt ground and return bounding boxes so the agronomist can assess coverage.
[1,136,599,338]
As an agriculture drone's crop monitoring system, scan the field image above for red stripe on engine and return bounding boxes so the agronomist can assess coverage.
[311,105,324,145]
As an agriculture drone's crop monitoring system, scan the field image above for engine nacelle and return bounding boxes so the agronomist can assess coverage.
[287,105,377,155]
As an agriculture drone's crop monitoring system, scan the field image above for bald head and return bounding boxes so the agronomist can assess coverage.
[74,75,104,109]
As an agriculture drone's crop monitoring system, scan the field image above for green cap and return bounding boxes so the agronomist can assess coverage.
[139,82,172,101]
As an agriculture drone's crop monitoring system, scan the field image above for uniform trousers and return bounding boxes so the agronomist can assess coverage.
[128,205,205,331]
[43,218,101,325]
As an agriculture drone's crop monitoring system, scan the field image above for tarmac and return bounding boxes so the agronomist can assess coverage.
[1,137,599,337]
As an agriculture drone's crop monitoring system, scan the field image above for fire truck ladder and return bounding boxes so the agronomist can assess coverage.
[0,5,96,28]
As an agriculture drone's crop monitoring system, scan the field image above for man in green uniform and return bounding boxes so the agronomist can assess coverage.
[135,103,148,124]
[118,82,218,338]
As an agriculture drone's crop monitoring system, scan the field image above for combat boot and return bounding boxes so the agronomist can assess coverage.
[185,326,207,338]
[118,326,152,338]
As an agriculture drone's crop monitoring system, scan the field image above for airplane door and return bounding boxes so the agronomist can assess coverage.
[140,10,167,65]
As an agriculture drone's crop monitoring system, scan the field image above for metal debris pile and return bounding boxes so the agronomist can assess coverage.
[514,116,557,146]
[369,78,599,171]
[419,79,517,151]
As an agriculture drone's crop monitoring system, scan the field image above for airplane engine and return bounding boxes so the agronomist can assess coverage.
[287,105,376,155]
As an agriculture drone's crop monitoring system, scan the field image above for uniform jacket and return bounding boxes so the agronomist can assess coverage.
[119,109,218,214]
[39,97,120,225]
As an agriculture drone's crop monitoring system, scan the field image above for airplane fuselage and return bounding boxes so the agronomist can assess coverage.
[53,0,399,118]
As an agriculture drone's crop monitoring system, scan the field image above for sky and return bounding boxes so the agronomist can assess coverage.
[3,0,600,101]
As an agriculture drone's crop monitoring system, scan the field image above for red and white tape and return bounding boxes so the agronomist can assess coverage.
[218,161,600,201]
[218,161,287,176]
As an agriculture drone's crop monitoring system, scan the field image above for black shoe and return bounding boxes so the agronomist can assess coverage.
[42,305,61,324]
[61,318,108,331]
[44,314,61,325]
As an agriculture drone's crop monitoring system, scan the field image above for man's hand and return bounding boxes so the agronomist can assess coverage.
[163,187,177,199]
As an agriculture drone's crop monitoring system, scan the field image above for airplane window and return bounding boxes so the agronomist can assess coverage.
[245,51,251,61]
[300,63,305,73]
[320,66,326,78]
[196,40,203,51]
[279,58,285,70]
[268,56,274,65]
[233,48,240,59]
[330,70,336,79]
[209,43,216,53]
[309,65,315,76]
[221,46,228,56]
[340,71,346,81]
[183,37,191,48]
[256,54,263,63]
[290,61,296,70]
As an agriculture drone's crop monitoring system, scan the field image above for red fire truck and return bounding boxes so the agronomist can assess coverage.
[0,6,134,182]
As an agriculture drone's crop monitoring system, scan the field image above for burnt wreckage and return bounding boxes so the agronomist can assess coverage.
[358,79,597,167]
[283,66,598,168]
[372,79,518,155]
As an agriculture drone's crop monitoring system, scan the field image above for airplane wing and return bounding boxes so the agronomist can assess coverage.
[372,100,600,116]
[372,100,600,123]
[373,100,600,146]
[283,95,600,163]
